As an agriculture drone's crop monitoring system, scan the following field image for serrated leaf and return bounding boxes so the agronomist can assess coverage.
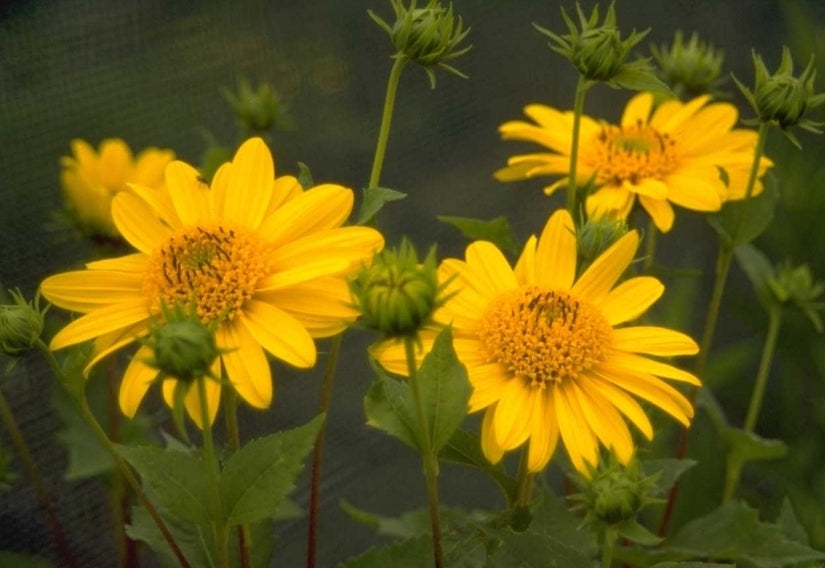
[364,361,420,450]
[642,458,698,497]
[357,186,407,225]
[527,490,598,558]
[440,429,517,504]
[776,498,810,545]
[485,528,592,568]
[438,215,518,255]
[219,414,323,526]
[722,427,788,462]
[664,501,825,567]
[735,243,778,310]
[708,174,779,249]
[339,535,434,568]
[416,327,472,454]
[116,444,212,524]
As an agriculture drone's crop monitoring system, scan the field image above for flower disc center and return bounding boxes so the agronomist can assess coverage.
[143,224,267,324]
[478,286,612,388]
[587,122,678,186]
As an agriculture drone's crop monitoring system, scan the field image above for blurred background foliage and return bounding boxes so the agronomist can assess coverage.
[1,0,825,565]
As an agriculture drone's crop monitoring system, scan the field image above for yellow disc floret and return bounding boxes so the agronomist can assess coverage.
[585,121,678,186]
[143,224,268,324]
[478,286,612,388]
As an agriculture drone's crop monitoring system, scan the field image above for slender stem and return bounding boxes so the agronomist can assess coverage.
[197,377,228,568]
[306,334,343,568]
[105,358,134,568]
[659,122,771,536]
[35,341,191,568]
[223,388,249,568]
[368,56,408,190]
[404,337,444,568]
[722,307,783,502]
[0,384,76,567]
[566,76,589,216]
[601,527,617,568]
[514,448,535,508]
[643,219,658,272]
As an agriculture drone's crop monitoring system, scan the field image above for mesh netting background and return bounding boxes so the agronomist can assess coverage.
[1,1,824,566]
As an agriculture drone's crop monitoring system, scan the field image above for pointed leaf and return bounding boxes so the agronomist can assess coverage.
[708,173,779,249]
[219,414,323,526]
[485,528,592,568]
[641,458,698,497]
[364,361,420,451]
[776,498,810,545]
[617,519,664,546]
[116,444,212,524]
[734,244,778,310]
[440,429,517,504]
[438,215,518,255]
[722,427,788,463]
[357,186,407,225]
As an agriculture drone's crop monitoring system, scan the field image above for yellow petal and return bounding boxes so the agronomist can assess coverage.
[638,195,675,232]
[127,183,182,230]
[218,321,273,409]
[465,241,519,295]
[240,300,316,368]
[651,95,710,132]
[267,175,303,214]
[527,390,559,472]
[50,300,149,350]
[612,326,698,356]
[224,138,275,229]
[85,322,149,375]
[268,226,383,272]
[184,374,223,429]
[514,235,537,285]
[595,367,693,426]
[621,92,653,127]
[572,231,639,303]
[98,139,132,189]
[602,353,701,386]
[86,253,148,273]
[166,161,211,225]
[571,381,634,465]
[481,406,505,465]
[112,192,172,254]
[119,345,158,418]
[597,276,664,325]
[467,363,510,412]
[581,374,653,440]
[535,209,577,289]
[209,162,232,219]
[555,384,599,474]
[40,270,143,313]
[258,184,353,248]
[259,277,357,338]
[664,172,723,211]
[492,379,534,449]
[629,178,668,200]
[586,186,635,219]
[256,258,351,292]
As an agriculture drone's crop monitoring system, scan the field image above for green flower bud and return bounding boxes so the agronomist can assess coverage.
[223,78,292,136]
[369,0,471,86]
[146,305,219,383]
[733,47,825,147]
[651,31,724,98]
[767,262,824,332]
[573,26,625,82]
[0,290,46,358]
[351,239,440,338]
[577,215,628,265]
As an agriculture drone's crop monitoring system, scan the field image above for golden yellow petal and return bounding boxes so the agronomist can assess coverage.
[594,367,692,426]
[98,139,132,189]
[664,172,723,211]
[119,345,158,418]
[267,175,303,214]
[555,384,599,474]
[258,277,356,337]
[535,209,576,289]
[439,259,502,306]
[370,332,439,377]
[40,270,143,313]
[240,300,316,368]
[209,162,232,219]
[112,192,171,254]
[492,378,534,449]
[217,321,273,409]
[224,137,275,230]
[651,95,711,132]
[581,374,653,439]
[464,241,519,295]
[513,235,537,285]
[597,276,664,325]
[612,326,699,356]
[678,102,739,154]
[256,258,351,292]
[50,300,149,351]
[183,373,222,429]
[467,363,510,412]
[267,226,383,272]
[258,184,353,248]
[603,353,701,386]
[527,390,559,472]
[621,92,653,127]
[126,183,182,229]
[572,230,639,303]
[571,381,634,465]
[133,148,174,187]
[629,178,668,200]
[481,406,505,465]
[638,195,675,232]
[86,253,148,272]
[585,186,635,220]
[85,322,149,375]
[165,160,212,225]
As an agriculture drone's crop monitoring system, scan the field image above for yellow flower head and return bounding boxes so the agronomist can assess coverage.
[495,92,773,232]
[374,209,699,474]
[60,139,175,238]
[42,137,384,426]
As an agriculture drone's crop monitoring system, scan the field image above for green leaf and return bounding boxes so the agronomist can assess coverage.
[340,500,432,539]
[485,528,592,568]
[641,458,698,497]
[527,490,598,558]
[297,161,314,189]
[53,384,113,481]
[437,215,518,255]
[116,444,212,524]
[664,501,825,567]
[650,563,733,567]
[339,535,434,568]
[364,361,420,451]
[617,519,664,546]
[722,427,788,463]
[707,173,779,249]
[735,243,778,309]
[440,429,517,504]
[776,498,811,545]
[611,60,671,93]
[357,186,407,225]
[0,552,55,568]
[416,327,472,454]
[219,414,323,526]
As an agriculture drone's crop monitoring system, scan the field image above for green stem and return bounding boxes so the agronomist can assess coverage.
[404,336,444,568]
[105,358,134,568]
[0,384,76,567]
[601,527,617,568]
[197,377,227,568]
[307,333,343,568]
[566,76,589,216]
[369,56,408,190]
[34,341,192,568]
[223,388,249,568]
[514,448,534,508]
[723,307,783,502]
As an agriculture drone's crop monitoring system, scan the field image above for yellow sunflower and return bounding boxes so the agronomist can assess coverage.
[495,92,773,232]
[374,209,699,474]
[42,137,384,426]
[60,138,175,238]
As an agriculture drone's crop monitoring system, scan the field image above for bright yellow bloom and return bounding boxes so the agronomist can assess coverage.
[374,209,699,474]
[42,138,384,426]
[495,92,773,232]
[60,139,174,238]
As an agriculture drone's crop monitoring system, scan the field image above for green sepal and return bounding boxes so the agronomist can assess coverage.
[297,161,314,189]
[437,215,518,255]
[357,186,407,225]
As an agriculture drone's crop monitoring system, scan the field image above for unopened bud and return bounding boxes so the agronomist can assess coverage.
[577,215,628,265]
[651,31,724,98]
[0,290,45,358]
[147,306,218,383]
